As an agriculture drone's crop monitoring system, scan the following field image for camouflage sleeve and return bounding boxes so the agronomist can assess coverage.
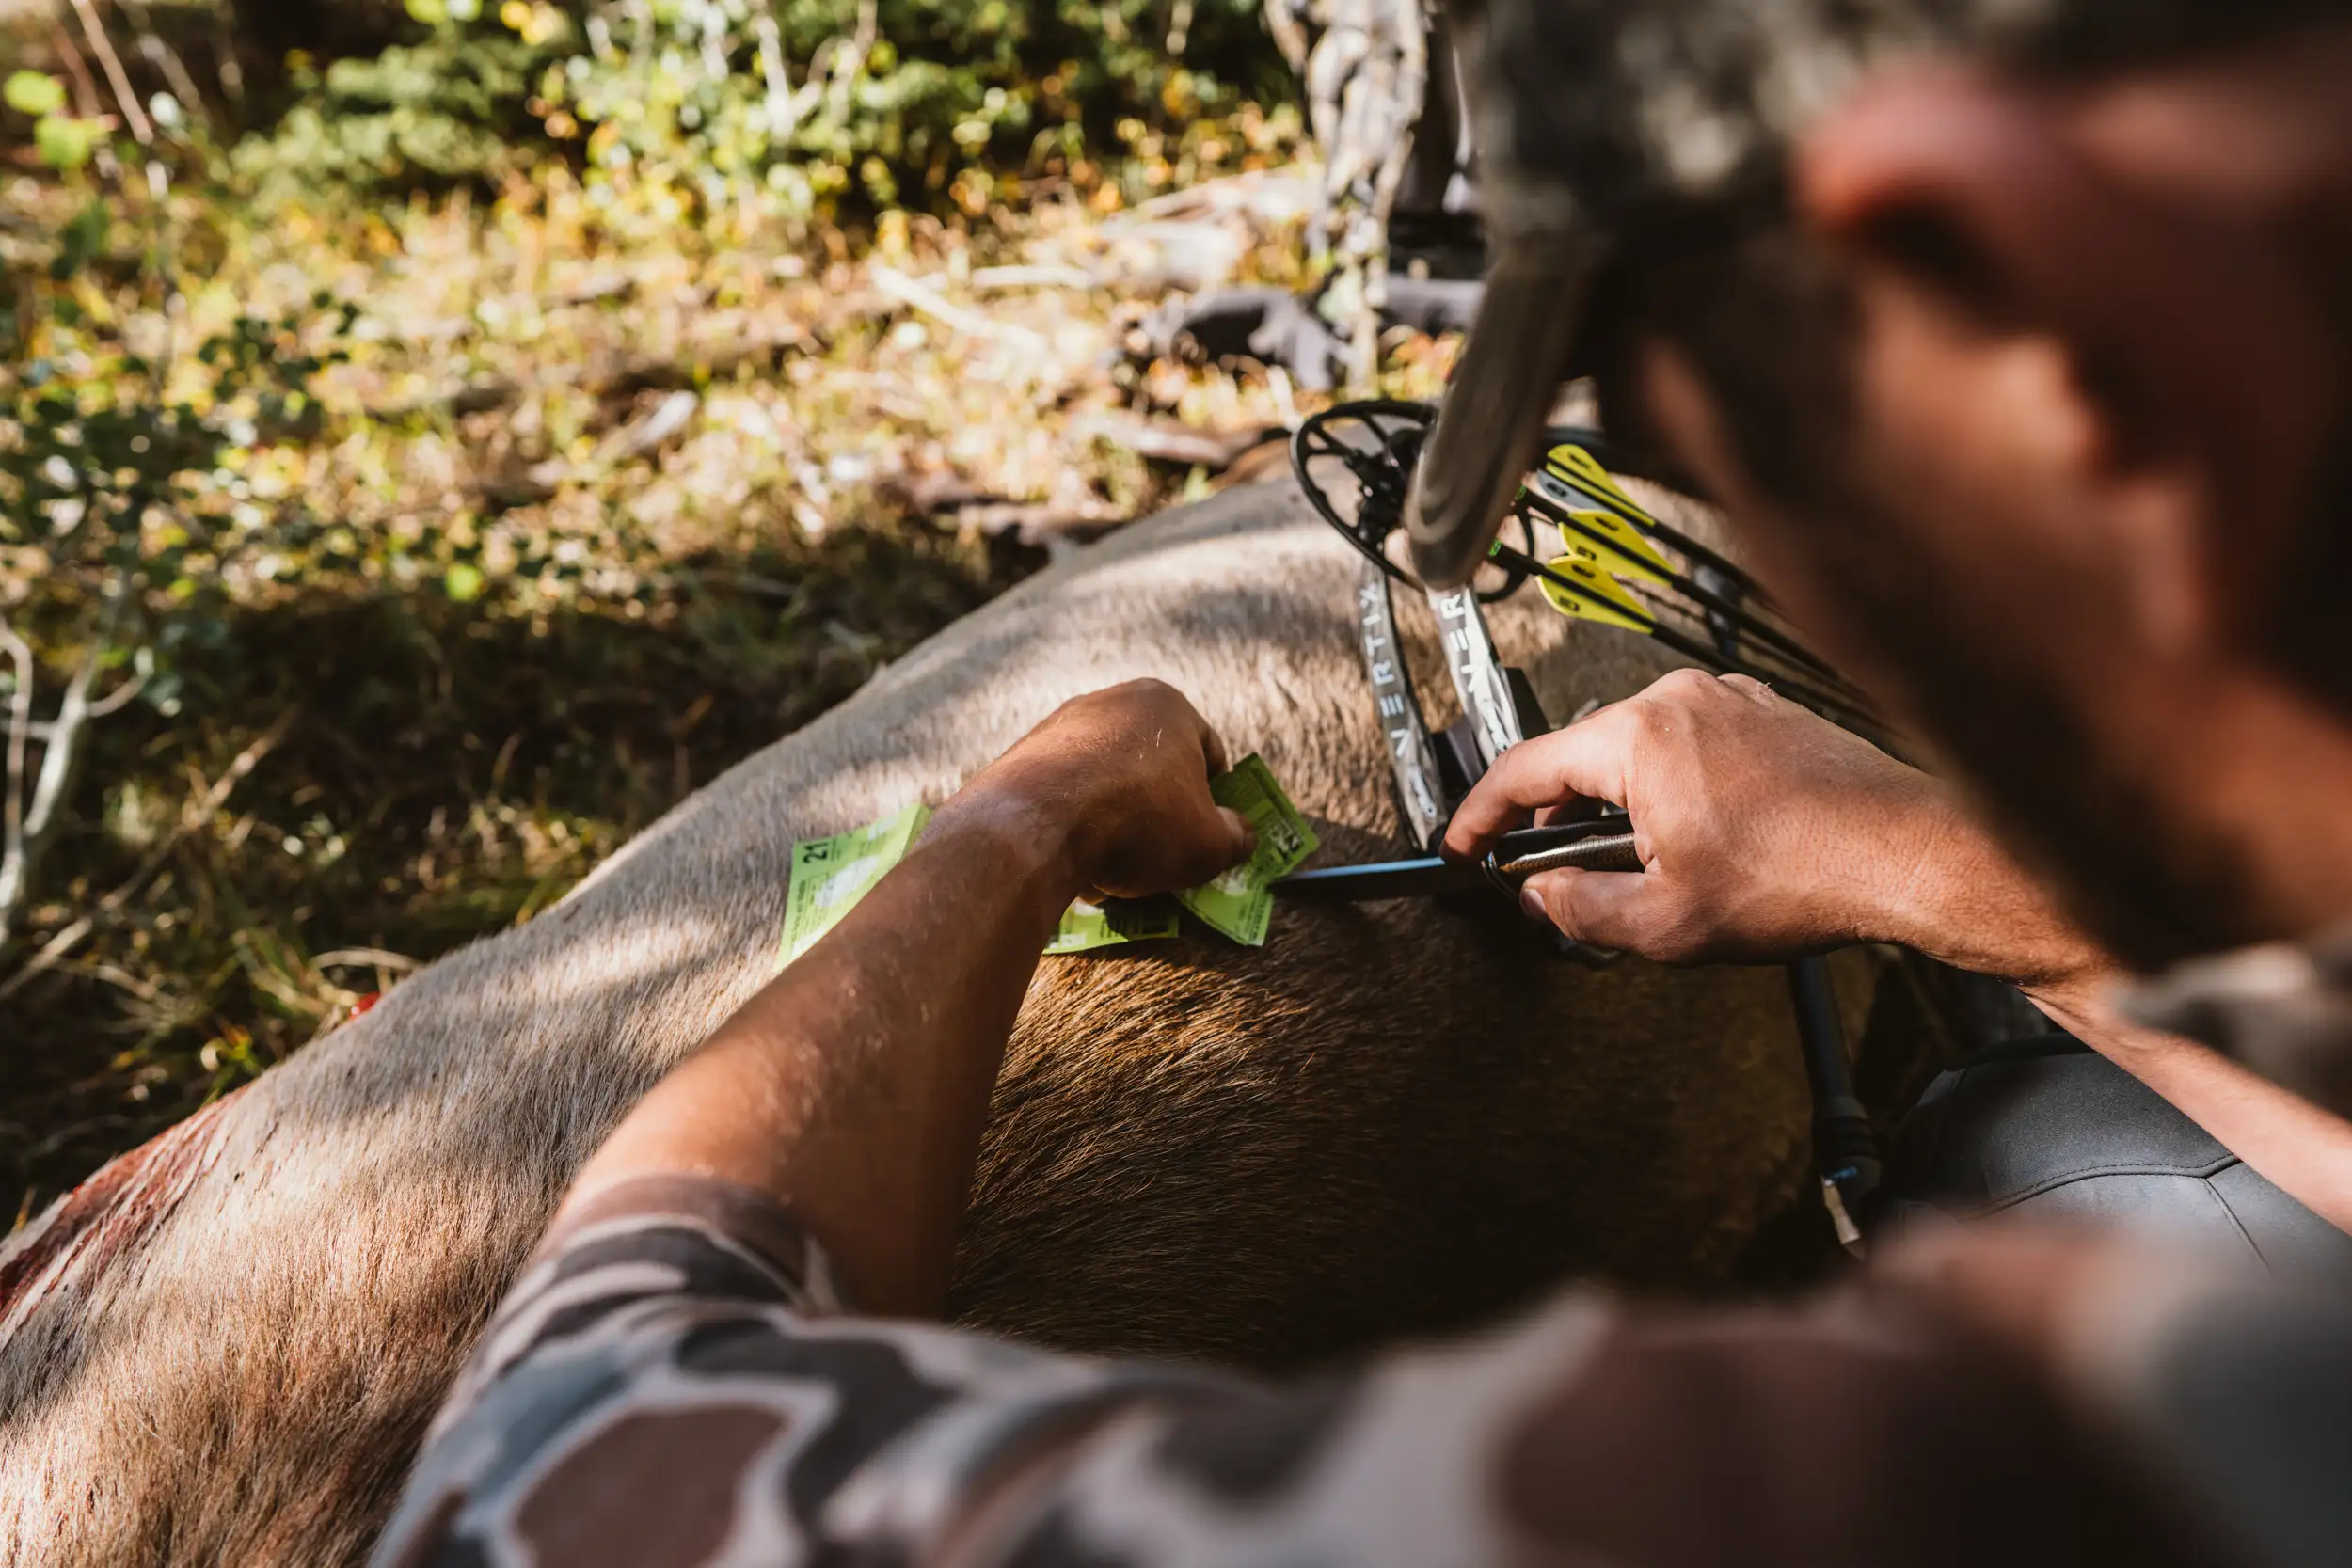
[373,1175,2233,1568]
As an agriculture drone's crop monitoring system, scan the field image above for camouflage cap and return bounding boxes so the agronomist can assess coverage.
[1405,0,2350,587]
[1466,0,2351,236]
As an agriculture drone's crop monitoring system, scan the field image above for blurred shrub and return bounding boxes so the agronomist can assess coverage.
[232,0,1293,214]
[237,24,556,186]
[7,67,110,171]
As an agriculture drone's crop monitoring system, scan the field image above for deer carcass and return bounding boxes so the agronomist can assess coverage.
[0,479,1860,1566]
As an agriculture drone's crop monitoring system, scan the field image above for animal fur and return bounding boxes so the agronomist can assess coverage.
[0,480,1861,1565]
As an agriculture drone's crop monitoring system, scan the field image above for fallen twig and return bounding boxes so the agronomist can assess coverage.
[133,32,212,135]
[1,616,34,953]
[950,499,1128,547]
[111,710,296,913]
[1066,413,1282,470]
[969,264,1100,293]
[870,266,1045,348]
[310,948,419,974]
[0,918,91,1006]
[66,0,153,145]
[0,710,293,1001]
[41,12,108,123]
[0,572,135,955]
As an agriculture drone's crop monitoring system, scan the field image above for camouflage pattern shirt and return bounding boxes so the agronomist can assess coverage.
[369,1161,2350,1568]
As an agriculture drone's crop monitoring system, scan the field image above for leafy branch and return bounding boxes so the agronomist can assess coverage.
[0,575,136,952]
[0,10,343,958]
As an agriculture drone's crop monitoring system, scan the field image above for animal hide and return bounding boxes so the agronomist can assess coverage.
[0,481,1864,1566]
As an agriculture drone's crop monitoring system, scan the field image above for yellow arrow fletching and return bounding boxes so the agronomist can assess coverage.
[1543,443,1648,517]
[1557,507,1672,584]
[1534,444,1675,583]
[1543,443,1653,522]
[1535,552,1656,632]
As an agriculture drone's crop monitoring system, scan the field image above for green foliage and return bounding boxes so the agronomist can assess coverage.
[5,70,65,117]
[6,69,104,171]
[0,527,1009,1212]
[34,118,97,170]
[0,0,1319,1222]
[442,561,485,601]
[236,30,566,188]
[49,198,109,279]
[4,277,353,714]
[235,0,1292,214]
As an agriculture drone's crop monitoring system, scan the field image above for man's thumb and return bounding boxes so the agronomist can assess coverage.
[1216,806,1256,863]
[1519,867,1650,950]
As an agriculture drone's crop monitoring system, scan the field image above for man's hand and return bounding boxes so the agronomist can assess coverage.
[958,679,1255,900]
[571,678,1257,1315]
[1445,669,2094,974]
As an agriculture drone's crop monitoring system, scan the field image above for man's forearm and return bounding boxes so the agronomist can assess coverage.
[568,787,1084,1315]
[2024,974,2352,1234]
[1856,785,2110,987]
[1865,795,2352,1231]
[559,679,1250,1315]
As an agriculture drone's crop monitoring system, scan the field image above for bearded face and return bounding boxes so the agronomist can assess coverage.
[1594,213,2352,972]
[1437,0,2352,967]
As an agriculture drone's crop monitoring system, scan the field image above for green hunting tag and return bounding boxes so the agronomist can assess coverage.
[777,756,1315,966]
[779,800,934,966]
[780,817,1173,964]
[1174,752,1320,947]
[1043,895,1184,955]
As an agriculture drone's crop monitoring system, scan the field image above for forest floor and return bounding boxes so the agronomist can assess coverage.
[0,149,1461,1225]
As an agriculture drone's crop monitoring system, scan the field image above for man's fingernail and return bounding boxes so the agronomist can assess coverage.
[1518,883,1548,923]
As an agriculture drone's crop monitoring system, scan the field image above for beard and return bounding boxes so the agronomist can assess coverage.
[1594,214,2344,970]
[1816,555,2280,973]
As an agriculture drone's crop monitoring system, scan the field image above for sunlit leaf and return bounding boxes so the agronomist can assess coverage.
[443,562,485,602]
[35,114,98,171]
[4,70,65,117]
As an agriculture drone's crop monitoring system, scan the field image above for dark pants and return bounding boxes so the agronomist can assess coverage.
[1880,1035,2352,1284]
